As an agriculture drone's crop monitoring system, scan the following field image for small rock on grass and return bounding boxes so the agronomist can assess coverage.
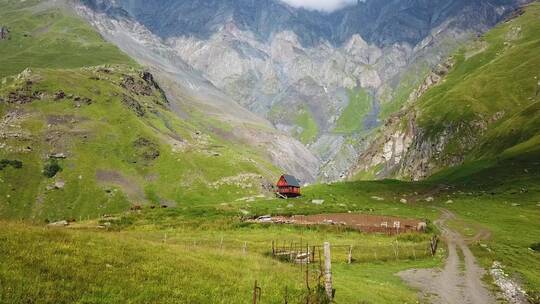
[47,220,69,227]
[311,199,324,205]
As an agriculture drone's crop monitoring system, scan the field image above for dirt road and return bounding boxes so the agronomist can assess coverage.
[398,209,496,304]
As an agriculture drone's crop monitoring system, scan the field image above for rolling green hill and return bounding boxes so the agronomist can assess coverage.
[0,1,279,221]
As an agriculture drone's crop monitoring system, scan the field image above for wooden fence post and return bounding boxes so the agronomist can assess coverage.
[347,245,353,264]
[253,280,261,304]
[394,239,399,260]
[323,242,333,301]
[243,241,247,255]
[430,235,439,256]
[272,240,275,257]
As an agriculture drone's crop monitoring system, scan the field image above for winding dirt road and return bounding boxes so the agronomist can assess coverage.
[398,209,496,304]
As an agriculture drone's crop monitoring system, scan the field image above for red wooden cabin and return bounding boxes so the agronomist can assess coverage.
[276,174,301,198]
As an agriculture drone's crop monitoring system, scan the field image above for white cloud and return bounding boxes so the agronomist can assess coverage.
[280,0,358,12]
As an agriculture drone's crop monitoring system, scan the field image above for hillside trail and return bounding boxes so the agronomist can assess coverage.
[398,209,496,304]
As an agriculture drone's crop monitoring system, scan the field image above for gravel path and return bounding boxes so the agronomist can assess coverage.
[398,209,497,304]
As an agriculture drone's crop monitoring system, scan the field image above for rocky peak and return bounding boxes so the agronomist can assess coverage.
[81,0,530,48]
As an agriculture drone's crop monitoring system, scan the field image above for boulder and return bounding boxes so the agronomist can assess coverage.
[49,153,67,159]
[47,220,69,227]
[54,91,65,100]
[311,199,324,205]
[121,75,153,96]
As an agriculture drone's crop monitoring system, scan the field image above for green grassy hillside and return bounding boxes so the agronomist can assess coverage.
[0,0,279,221]
[0,66,277,221]
[416,2,540,163]
[352,2,540,183]
[0,0,136,78]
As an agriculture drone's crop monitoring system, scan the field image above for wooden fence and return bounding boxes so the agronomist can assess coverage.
[271,238,438,264]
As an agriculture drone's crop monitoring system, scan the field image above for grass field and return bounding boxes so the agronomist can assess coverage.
[0,204,442,304]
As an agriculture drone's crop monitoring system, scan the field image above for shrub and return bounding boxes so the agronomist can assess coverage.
[43,160,62,178]
[0,159,23,170]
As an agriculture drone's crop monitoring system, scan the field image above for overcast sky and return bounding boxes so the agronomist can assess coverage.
[280,0,358,12]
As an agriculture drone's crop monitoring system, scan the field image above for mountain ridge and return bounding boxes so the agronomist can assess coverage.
[78,0,531,181]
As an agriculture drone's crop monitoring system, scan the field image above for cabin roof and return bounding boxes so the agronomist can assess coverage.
[281,174,301,187]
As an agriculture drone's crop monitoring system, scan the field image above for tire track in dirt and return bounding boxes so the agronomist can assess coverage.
[398,209,496,304]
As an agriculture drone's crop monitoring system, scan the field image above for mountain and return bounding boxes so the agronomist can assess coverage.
[78,0,530,181]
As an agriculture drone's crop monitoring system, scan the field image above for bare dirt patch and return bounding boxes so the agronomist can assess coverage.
[46,114,88,126]
[251,213,426,234]
[95,169,145,202]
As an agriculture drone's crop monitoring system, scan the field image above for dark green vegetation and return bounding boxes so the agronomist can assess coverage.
[43,159,62,178]
[0,159,22,170]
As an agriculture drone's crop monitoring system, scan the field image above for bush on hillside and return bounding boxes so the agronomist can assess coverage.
[43,160,62,178]
[0,159,23,170]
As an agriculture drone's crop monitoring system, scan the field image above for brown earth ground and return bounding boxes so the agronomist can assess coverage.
[253,213,425,234]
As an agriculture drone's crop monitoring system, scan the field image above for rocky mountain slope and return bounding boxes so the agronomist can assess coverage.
[79,0,531,181]
[350,3,540,181]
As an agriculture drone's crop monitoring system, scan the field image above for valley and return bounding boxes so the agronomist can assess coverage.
[0,0,539,303]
